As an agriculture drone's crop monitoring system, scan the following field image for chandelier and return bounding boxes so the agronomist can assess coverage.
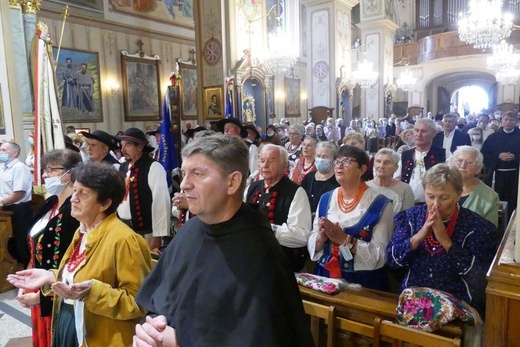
[352,59,378,89]
[486,40,520,84]
[396,69,417,91]
[458,0,513,49]
[262,27,298,75]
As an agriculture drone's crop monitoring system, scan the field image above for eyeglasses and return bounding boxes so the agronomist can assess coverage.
[332,158,357,168]
[43,167,65,175]
[453,158,477,166]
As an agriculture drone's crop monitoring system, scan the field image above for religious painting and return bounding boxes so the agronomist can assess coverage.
[203,86,223,120]
[0,85,5,135]
[285,77,300,117]
[121,50,161,122]
[242,93,256,124]
[53,0,103,11]
[179,62,198,120]
[53,47,103,123]
[108,0,194,27]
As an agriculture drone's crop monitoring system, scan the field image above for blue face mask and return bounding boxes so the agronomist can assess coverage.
[315,158,332,173]
[44,170,70,196]
[27,137,34,146]
[0,154,9,163]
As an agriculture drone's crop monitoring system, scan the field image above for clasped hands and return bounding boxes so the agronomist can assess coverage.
[411,205,453,251]
[133,315,179,347]
[7,268,92,301]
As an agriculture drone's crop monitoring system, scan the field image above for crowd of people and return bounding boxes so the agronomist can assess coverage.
[2,108,514,346]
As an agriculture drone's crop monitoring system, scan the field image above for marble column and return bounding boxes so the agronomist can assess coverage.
[9,0,33,115]
[300,0,358,117]
[357,0,398,120]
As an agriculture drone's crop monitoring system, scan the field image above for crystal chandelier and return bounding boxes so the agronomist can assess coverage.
[496,69,520,84]
[262,27,298,76]
[396,69,417,91]
[352,59,378,89]
[458,0,513,49]
[487,40,520,84]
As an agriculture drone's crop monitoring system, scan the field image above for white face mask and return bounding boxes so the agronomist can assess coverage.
[277,131,284,137]
[44,170,70,196]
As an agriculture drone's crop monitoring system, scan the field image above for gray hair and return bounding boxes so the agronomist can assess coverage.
[194,130,216,139]
[375,148,400,166]
[414,117,437,132]
[5,142,21,157]
[316,141,338,159]
[182,134,249,195]
[450,145,484,171]
[260,144,289,166]
[422,163,463,193]
[289,124,305,136]
[443,113,459,120]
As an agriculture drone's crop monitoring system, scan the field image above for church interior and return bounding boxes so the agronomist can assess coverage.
[2,0,520,346]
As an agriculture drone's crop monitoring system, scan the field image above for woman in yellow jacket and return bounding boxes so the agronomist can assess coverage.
[8,163,151,346]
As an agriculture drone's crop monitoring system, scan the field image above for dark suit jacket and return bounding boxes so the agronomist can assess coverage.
[400,146,446,184]
[432,130,471,154]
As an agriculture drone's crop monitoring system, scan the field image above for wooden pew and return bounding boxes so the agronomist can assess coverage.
[373,317,461,347]
[0,210,16,293]
[302,300,336,347]
[299,286,463,346]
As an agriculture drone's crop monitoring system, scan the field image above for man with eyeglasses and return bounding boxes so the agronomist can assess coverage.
[246,144,312,272]
[0,141,33,266]
[481,111,520,218]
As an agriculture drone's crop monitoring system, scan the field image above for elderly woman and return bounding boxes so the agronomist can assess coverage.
[290,135,317,185]
[301,141,340,215]
[8,163,151,347]
[16,149,81,347]
[343,132,373,181]
[308,145,394,291]
[386,164,496,318]
[367,148,415,215]
[396,128,414,154]
[285,124,304,162]
[449,146,499,227]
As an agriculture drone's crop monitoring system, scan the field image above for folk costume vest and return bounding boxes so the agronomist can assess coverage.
[246,175,307,271]
[119,155,154,234]
[400,146,445,184]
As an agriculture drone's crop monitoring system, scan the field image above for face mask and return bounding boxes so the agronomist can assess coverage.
[44,170,70,196]
[326,122,332,127]
[267,132,274,137]
[472,134,482,141]
[0,154,9,163]
[27,137,34,146]
[315,158,332,173]
[277,131,284,137]
[81,142,87,149]
[407,139,414,146]
[457,124,465,129]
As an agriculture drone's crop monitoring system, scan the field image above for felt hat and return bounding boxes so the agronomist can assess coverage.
[64,135,80,152]
[116,128,155,152]
[185,126,207,138]
[80,130,119,151]
[243,123,260,139]
[216,118,247,138]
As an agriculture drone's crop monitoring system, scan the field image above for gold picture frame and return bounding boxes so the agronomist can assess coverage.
[121,50,161,122]
[203,86,223,120]
[178,62,198,120]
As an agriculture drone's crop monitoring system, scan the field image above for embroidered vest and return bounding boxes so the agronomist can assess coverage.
[119,155,154,234]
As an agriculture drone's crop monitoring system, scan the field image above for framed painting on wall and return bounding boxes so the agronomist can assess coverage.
[203,86,223,120]
[53,47,103,123]
[285,77,300,117]
[179,62,198,120]
[121,50,161,122]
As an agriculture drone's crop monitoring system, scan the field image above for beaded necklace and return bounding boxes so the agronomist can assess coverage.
[337,182,368,213]
[424,206,459,255]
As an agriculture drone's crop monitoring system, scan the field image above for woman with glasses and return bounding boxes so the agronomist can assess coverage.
[449,146,499,227]
[15,149,81,347]
[307,145,394,291]
[285,124,304,162]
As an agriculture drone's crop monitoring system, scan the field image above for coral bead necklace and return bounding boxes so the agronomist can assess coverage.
[424,206,459,255]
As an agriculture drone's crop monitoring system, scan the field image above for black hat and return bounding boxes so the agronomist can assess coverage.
[80,130,119,151]
[216,118,247,138]
[64,135,80,152]
[116,128,155,152]
[185,126,207,138]
[266,124,276,132]
[243,123,260,139]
